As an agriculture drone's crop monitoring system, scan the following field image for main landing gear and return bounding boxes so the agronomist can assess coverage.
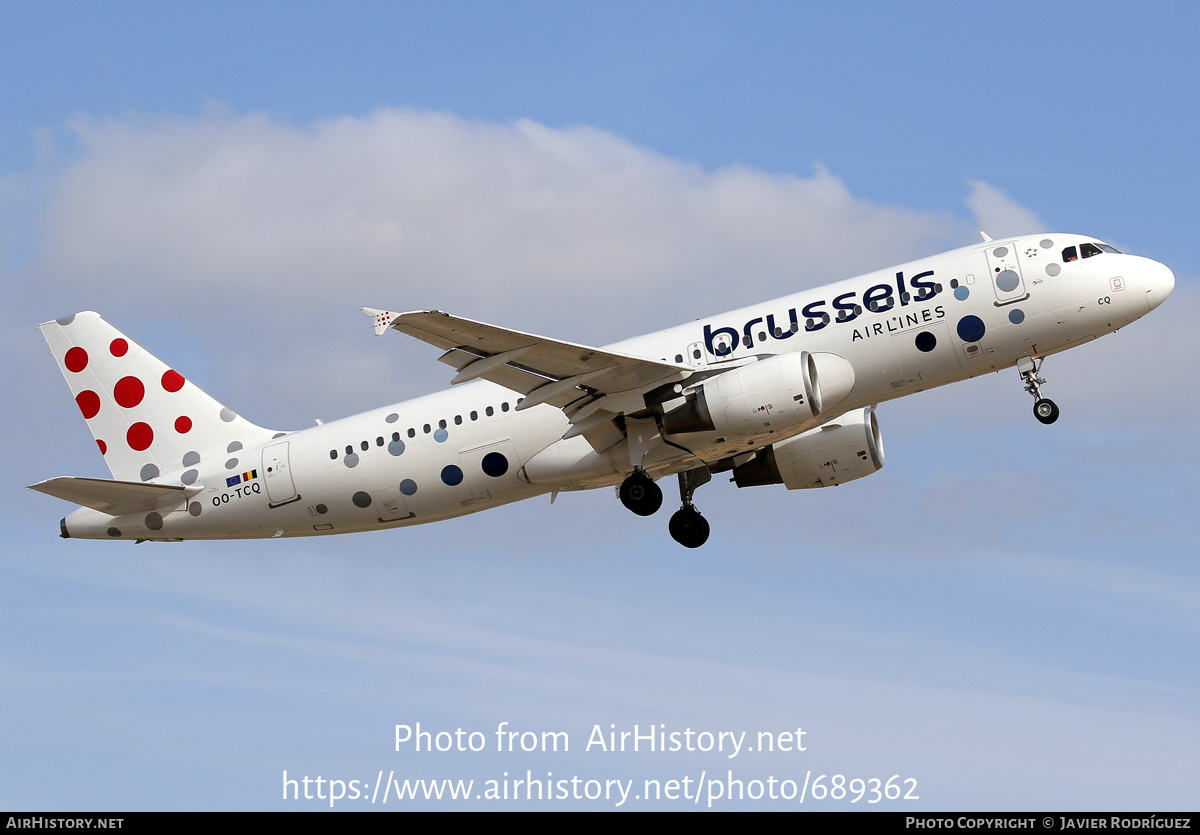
[619,468,663,516]
[617,466,712,548]
[1017,355,1059,425]
[669,468,711,549]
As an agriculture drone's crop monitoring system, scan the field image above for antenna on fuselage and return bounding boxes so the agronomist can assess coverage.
[979,231,993,242]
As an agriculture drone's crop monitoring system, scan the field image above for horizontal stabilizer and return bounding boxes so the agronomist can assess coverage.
[29,476,200,515]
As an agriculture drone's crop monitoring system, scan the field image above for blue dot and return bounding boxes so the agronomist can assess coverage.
[434,428,448,443]
[482,452,509,477]
[956,315,986,343]
[441,465,464,486]
[399,479,417,496]
[954,286,970,301]
[388,439,405,456]
[1008,308,1025,324]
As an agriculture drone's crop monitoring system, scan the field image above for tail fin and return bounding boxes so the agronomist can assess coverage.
[40,312,281,483]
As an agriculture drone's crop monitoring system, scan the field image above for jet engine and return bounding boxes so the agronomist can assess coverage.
[662,351,856,437]
[732,407,884,489]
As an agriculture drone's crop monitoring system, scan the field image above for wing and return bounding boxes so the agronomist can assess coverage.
[363,308,690,431]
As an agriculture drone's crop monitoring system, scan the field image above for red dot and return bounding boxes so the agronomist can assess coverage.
[76,390,101,419]
[127,422,153,451]
[65,347,88,373]
[97,439,107,455]
[113,376,145,408]
[109,338,128,357]
[175,416,192,434]
[162,370,185,392]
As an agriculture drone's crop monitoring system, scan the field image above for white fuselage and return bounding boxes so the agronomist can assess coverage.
[61,233,1173,541]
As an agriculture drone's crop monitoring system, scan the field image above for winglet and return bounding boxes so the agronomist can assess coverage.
[362,308,398,336]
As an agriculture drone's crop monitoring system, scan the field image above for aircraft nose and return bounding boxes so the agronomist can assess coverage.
[1143,259,1175,311]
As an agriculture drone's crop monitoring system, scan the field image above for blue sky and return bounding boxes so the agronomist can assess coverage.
[2,1,1198,810]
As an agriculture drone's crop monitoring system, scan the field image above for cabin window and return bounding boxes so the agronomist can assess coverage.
[423,424,431,434]
[470,410,478,421]
[376,436,384,446]
[345,445,352,456]
[329,449,337,460]
[360,440,369,451]
[454,415,462,425]
[486,406,494,417]
[407,428,416,438]
[501,402,510,412]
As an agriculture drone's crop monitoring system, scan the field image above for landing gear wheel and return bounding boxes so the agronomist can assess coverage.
[619,471,663,516]
[1033,398,1059,425]
[669,505,710,548]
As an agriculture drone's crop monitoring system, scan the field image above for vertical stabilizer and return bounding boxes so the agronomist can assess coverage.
[40,312,281,483]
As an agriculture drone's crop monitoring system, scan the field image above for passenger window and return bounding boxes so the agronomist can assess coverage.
[345,446,352,456]
[1062,246,1078,262]
[392,432,400,442]
[407,428,415,438]
[470,410,478,421]
[1080,242,1103,259]
[376,436,384,446]
[454,415,462,425]
[438,419,447,429]
[486,406,494,417]
[675,354,683,363]
[423,424,431,434]
[501,402,510,412]
[329,450,337,460]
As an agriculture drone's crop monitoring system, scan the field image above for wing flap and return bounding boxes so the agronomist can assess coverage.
[30,476,200,515]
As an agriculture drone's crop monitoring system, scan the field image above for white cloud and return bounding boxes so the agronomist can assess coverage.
[38,109,975,341]
[965,180,1044,239]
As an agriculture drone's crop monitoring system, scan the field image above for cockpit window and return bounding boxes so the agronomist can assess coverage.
[1062,246,1077,262]
[1080,242,1103,259]
[1096,242,1122,254]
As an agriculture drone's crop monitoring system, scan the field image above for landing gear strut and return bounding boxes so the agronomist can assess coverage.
[619,468,663,516]
[668,468,711,548]
[1017,355,1059,425]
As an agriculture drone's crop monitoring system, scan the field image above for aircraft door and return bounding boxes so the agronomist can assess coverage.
[686,341,708,368]
[262,442,299,506]
[984,243,1028,306]
[458,438,523,501]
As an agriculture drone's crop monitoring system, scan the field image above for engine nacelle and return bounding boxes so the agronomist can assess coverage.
[732,407,884,489]
[662,351,856,437]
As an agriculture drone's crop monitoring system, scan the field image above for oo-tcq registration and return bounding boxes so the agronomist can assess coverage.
[32,233,1174,548]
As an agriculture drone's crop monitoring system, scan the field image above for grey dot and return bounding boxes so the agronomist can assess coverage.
[1009,308,1026,324]
[399,479,418,496]
[1046,263,1061,277]
[182,451,201,467]
[315,503,328,515]
[388,439,405,456]
[1041,239,1054,249]
[992,246,1009,258]
[107,527,121,537]
[352,491,372,508]
[225,458,239,470]
[180,469,199,485]
[227,441,243,453]
[220,408,236,422]
[343,453,360,468]
[144,512,163,531]
[996,269,1020,292]
[139,463,160,482]
[188,503,202,517]
[386,413,399,423]
[56,314,76,326]
[272,432,286,439]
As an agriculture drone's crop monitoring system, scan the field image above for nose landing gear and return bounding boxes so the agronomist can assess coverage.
[1018,355,1059,425]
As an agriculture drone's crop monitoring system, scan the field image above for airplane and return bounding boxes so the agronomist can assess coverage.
[30,232,1174,548]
